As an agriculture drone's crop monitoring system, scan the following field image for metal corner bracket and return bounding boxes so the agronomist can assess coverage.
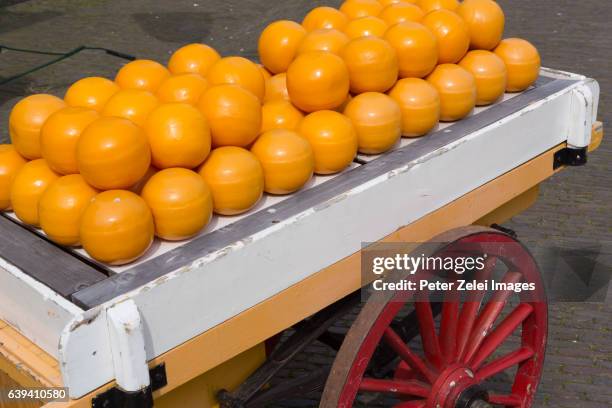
[91,363,167,408]
[553,147,588,169]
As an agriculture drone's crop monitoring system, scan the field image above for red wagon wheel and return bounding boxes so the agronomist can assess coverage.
[321,226,547,408]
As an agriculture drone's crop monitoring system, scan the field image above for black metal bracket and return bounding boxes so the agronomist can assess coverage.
[490,224,518,239]
[553,146,588,169]
[149,364,168,391]
[91,364,167,408]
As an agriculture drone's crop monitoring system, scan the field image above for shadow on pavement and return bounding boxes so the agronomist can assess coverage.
[132,11,213,43]
[0,11,63,34]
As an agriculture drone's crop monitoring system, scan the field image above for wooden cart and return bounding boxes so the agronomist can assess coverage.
[0,68,603,408]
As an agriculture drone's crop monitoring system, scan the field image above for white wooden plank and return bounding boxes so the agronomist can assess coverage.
[106,300,149,392]
[0,258,81,358]
[58,306,114,398]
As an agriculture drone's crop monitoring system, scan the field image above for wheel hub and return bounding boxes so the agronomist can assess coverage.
[455,385,491,408]
[427,364,479,408]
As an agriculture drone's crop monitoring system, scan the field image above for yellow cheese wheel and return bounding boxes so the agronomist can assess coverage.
[198,147,264,215]
[10,159,59,226]
[145,103,211,169]
[0,145,27,211]
[343,92,401,154]
[379,3,425,25]
[141,168,213,240]
[115,59,170,93]
[261,100,305,134]
[286,51,350,112]
[422,9,470,64]
[207,57,266,102]
[340,36,399,93]
[340,0,384,19]
[38,174,98,246]
[384,22,438,78]
[388,78,440,137]
[9,94,66,159]
[298,110,358,174]
[344,16,388,39]
[197,85,262,147]
[64,77,119,112]
[418,0,459,13]
[167,43,221,76]
[459,50,507,105]
[457,0,505,50]
[258,20,307,74]
[426,63,477,121]
[297,28,350,56]
[251,130,314,195]
[80,190,154,265]
[102,89,159,127]
[156,73,209,105]
[302,6,350,32]
[494,38,541,92]
[77,117,151,190]
[40,107,100,174]
[264,73,290,102]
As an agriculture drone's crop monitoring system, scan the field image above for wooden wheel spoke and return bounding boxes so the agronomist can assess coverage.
[461,271,522,363]
[393,401,426,408]
[475,347,534,381]
[359,378,430,398]
[383,327,438,384]
[488,393,522,406]
[469,303,534,370]
[456,256,497,357]
[456,301,480,359]
[439,291,459,364]
[414,300,444,368]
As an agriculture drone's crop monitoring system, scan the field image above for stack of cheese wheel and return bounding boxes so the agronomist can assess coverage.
[1,0,541,266]
[260,0,540,151]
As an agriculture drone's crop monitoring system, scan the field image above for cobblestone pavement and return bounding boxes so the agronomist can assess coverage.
[0,0,610,406]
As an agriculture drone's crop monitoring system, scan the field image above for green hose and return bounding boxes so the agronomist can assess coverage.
[0,45,136,87]
[0,44,67,56]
